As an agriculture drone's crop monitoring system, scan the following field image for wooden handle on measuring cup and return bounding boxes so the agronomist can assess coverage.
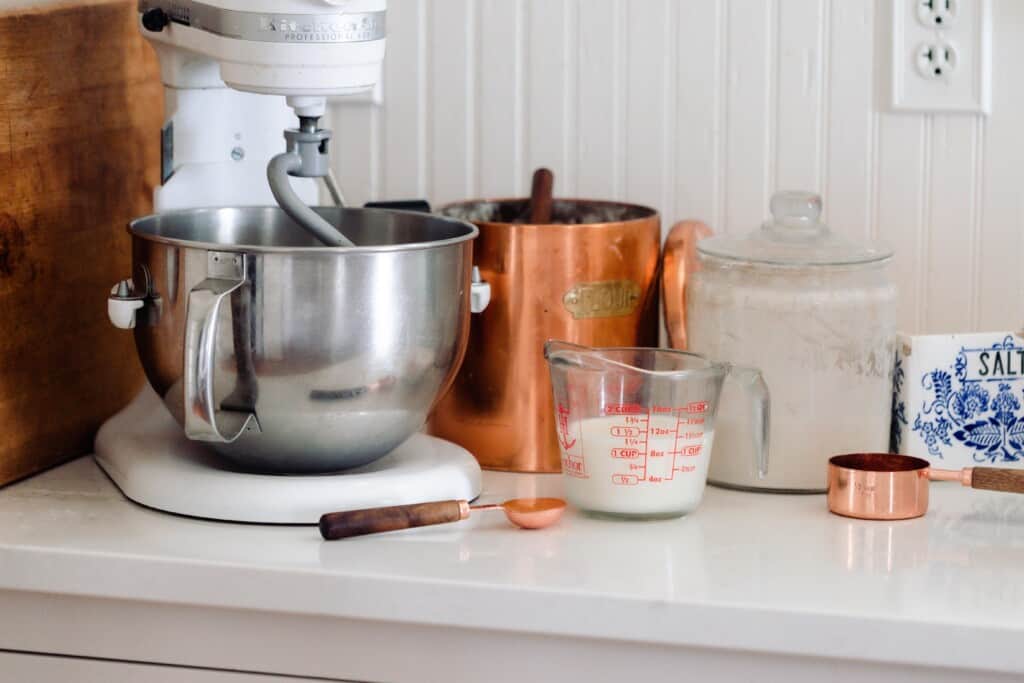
[661,220,712,350]
[971,468,1024,494]
[319,500,470,540]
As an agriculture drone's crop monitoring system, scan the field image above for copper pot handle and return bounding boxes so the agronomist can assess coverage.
[661,220,712,349]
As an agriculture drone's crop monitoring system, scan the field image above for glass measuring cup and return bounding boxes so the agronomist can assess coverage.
[544,341,770,519]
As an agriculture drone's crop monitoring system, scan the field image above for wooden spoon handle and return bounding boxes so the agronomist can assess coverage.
[319,500,469,540]
[971,468,1024,494]
[527,167,554,223]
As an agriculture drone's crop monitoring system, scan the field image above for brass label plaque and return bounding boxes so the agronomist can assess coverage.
[562,280,642,319]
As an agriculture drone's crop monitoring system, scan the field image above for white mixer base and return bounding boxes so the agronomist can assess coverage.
[94,389,482,524]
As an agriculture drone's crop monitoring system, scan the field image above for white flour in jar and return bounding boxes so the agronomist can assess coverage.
[687,267,895,491]
[558,414,714,517]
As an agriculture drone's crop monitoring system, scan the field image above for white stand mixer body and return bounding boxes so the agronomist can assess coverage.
[142,0,386,96]
[141,0,388,210]
[95,0,484,523]
[155,84,319,210]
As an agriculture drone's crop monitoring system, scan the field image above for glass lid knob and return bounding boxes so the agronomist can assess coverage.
[769,191,823,227]
[696,189,892,265]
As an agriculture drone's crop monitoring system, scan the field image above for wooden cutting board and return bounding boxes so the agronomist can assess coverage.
[0,0,162,485]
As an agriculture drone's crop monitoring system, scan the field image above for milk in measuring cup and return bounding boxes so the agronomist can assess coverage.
[557,410,714,518]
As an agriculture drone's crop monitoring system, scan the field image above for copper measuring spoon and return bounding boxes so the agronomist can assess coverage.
[827,453,1024,520]
[319,497,566,540]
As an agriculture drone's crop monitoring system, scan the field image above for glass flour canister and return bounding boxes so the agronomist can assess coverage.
[661,191,897,492]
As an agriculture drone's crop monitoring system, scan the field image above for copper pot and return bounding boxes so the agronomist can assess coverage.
[429,199,661,472]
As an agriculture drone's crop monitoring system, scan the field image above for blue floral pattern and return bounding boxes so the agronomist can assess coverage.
[911,337,1024,463]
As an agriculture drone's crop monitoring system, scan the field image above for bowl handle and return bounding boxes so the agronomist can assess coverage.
[661,220,712,349]
[183,252,261,443]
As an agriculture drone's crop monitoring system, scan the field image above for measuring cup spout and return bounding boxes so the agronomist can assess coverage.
[543,339,593,362]
[543,340,629,372]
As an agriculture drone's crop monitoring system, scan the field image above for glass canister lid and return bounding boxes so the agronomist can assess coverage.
[696,191,893,266]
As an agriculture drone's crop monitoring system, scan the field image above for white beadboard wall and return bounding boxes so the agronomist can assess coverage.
[328,0,1024,335]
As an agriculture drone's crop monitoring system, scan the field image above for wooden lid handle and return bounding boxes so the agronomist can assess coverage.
[971,468,1024,494]
[319,500,469,540]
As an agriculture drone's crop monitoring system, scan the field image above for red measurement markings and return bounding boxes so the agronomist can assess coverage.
[556,403,576,450]
[685,401,709,413]
[670,411,683,481]
[563,457,587,477]
[682,431,703,440]
[573,410,588,478]
[606,403,644,415]
[624,415,647,425]
[610,426,642,438]
[650,426,674,436]
[612,474,639,485]
[642,409,651,481]
[675,464,696,473]
[681,444,703,457]
[648,449,666,458]
[611,448,640,459]
[679,417,705,425]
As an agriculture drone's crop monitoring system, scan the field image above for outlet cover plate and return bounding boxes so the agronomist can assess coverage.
[890,0,992,114]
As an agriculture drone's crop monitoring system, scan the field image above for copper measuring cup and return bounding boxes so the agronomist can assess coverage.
[827,453,1024,520]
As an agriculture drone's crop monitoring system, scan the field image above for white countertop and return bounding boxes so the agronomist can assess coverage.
[2,456,1024,680]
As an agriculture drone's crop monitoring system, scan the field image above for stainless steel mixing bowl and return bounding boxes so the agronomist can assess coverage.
[117,206,477,473]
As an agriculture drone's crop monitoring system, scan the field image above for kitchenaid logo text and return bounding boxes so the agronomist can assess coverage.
[963,347,1024,380]
[258,15,382,42]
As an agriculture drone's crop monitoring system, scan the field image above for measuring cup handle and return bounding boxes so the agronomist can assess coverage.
[728,365,770,478]
[971,468,1024,494]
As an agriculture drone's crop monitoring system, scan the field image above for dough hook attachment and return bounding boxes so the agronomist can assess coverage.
[267,107,355,247]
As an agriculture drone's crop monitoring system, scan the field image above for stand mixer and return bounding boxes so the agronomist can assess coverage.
[96,0,485,523]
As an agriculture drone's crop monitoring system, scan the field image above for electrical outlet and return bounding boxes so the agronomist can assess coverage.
[890,0,991,114]
[916,42,957,79]
[917,0,959,28]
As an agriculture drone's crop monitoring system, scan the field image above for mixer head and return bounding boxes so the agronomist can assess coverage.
[137,0,384,242]
[136,0,386,100]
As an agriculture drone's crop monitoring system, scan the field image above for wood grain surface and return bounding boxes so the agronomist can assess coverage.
[0,0,161,485]
[526,167,554,223]
[972,468,1024,494]
[320,500,468,540]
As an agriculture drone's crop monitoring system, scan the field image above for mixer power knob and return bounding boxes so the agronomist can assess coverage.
[141,7,170,32]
